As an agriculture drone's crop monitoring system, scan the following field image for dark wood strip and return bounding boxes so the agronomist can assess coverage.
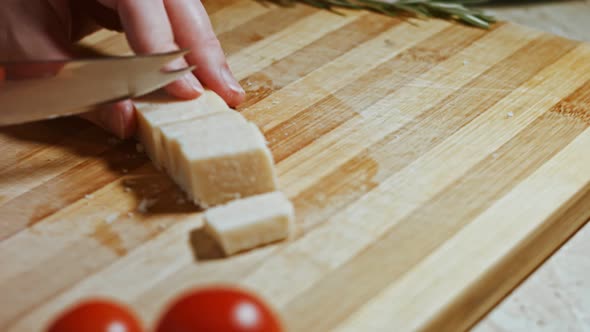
[283,42,584,332]
[202,0,241,14]
[0,136,146,240]
[266,24,489,163]
[217,6,316,55]
[0,119,91,173]
[237,15,401,110]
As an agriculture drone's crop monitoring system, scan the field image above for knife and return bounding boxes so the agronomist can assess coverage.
[0,50,193,126]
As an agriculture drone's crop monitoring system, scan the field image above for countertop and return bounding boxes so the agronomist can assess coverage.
[474,1,590,331]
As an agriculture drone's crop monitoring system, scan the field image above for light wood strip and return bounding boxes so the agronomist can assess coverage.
[281,43,590,332]
[335,126,590,332]
[209,0,271,35]
[218,6,317,56]
[236,14,400,110]
[241,19,451,130]
[228,10,363,80]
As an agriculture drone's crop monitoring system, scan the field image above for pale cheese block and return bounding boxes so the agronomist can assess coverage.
[159,112,248,186]
[174,114,278,207]
[203,191,294,255]
[135,90,229,169]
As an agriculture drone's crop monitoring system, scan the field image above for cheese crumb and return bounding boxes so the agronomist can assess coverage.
[104,213,119,224]
[137,198,157,213]
[85,194,94,199]
[463,60,469,66]
[507,111,514,118]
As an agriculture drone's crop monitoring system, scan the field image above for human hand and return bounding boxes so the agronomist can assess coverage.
[0,0,245,138]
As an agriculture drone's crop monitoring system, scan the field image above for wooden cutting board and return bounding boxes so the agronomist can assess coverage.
[2,1,590,331]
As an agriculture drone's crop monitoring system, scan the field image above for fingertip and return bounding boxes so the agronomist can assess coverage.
[80,100,136,139]
[165,74,204,100]
[224,86,247,108]
[117,100,137,139]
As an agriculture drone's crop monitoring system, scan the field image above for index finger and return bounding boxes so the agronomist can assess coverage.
[166,0,245,107]
[113,0,203,99]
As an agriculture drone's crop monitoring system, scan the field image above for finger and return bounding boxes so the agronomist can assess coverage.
[165,0,245,107]
[75,0,123,32]
[113,0,203,99]
[1,1,71,62]
[80,100,137,139]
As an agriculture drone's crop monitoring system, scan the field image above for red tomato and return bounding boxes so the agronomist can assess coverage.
[46,299,143,332]
[156,286,283,332]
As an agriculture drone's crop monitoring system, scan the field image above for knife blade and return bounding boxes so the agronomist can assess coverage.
[0,50,193,126]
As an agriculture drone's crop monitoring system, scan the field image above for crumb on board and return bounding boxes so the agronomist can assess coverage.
[507,111,514,118]
[127,212,134,218]
[104,213,119,224]
[136,143,145,153]
[463,60,469,66]
[84,194,94,199]
[124,187,132,193]
[137,198,158,213]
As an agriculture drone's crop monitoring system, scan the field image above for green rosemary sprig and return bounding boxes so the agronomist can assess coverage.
[259,0,496,29]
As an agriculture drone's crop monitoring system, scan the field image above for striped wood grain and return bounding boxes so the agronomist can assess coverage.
[1,1,589,331]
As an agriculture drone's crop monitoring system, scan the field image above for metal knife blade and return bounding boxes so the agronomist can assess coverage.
[0,50,193,126]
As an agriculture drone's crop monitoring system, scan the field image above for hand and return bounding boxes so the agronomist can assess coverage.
[0,0,245,138]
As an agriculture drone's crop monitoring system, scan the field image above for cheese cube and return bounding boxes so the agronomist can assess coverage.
[174,114,277,207]
[159,112,248,185]
[204,191,294,255]
[135,90,229,169]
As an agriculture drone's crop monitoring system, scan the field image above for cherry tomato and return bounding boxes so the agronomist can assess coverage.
[156,286,283,332]
[46,299,143,332]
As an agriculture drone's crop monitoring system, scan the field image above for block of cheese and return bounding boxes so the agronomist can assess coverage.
[172,112,278,207]
[159,112,248,184]
[135,90,229,169]
[203,191,294,255]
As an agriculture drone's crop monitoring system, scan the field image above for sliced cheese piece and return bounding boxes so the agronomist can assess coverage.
[204,191,294,255]
[160,112,248,185]
[174,113,278,207]
[135,90,229,169]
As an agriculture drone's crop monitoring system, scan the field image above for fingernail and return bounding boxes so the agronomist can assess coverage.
[222,67,245,94]
[185,74,204,93]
